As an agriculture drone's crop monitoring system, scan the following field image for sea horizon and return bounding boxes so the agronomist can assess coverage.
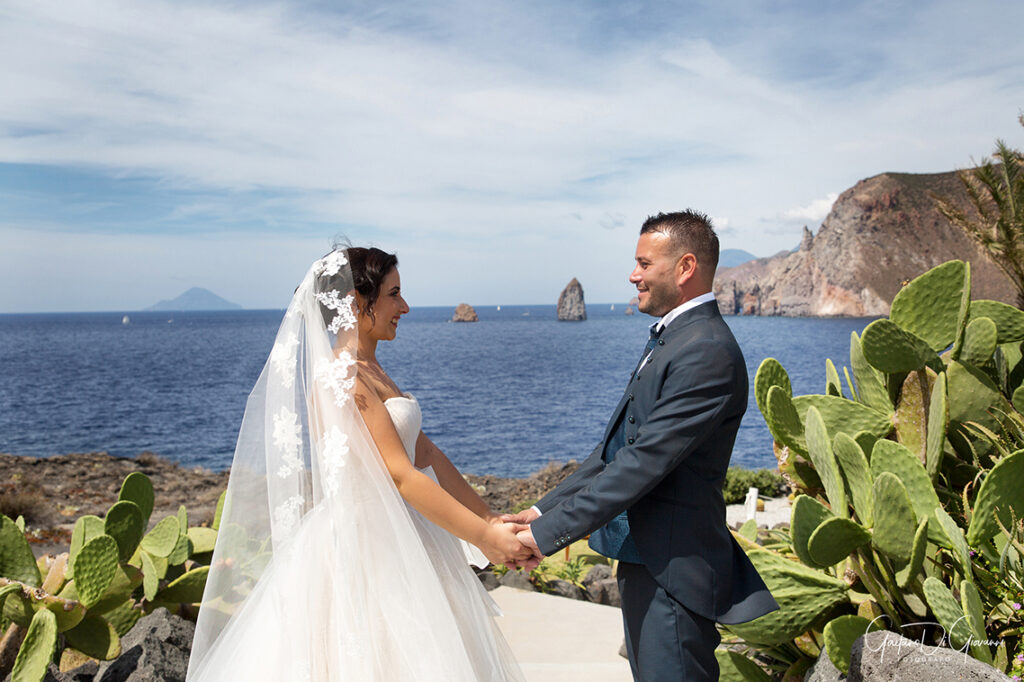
[0,307,879,477]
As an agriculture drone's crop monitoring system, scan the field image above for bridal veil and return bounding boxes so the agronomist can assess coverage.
[186,250,522,681]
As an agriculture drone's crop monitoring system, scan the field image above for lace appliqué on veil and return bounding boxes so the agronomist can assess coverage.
[314,291,357,334]
[272,407,303,478]
[319,425,350,497]
[315,251,348,277]
[273,495,305,535]
[270,333,299,388]
[315,351,357,407]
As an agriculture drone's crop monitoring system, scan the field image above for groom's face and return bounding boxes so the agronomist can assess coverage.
[630,231,684,317]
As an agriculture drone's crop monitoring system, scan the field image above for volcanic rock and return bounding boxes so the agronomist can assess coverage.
[714,170,1018,316]
[557,278,586,321]
[451,303,478,322]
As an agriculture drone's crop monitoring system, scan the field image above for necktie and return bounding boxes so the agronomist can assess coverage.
[633,325,662,376]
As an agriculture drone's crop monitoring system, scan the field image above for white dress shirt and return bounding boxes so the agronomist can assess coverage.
[530,292,717,520]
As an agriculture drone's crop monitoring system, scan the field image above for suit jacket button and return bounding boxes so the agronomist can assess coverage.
[627,415,635,423]
[628,393,634,400]
[627,437,635,445]
[658,339,665,345]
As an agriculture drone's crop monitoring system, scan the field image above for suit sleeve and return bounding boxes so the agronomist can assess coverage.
[535,442,604,514]
[531,340,739,556]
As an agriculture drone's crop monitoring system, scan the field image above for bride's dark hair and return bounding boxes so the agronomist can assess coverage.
[347,247,398,322]
[314,244,398,326]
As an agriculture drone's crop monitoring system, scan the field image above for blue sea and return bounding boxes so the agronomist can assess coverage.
[0,306,877,477]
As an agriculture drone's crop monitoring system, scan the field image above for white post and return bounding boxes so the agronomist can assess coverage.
[744,487,759,522]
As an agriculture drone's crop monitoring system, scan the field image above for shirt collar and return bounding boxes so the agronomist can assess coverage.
[654,292,717,332]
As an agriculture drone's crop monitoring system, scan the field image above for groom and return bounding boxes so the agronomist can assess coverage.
[513,211,778,680]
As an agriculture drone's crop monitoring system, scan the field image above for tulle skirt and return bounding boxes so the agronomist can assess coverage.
[185,498,523,681]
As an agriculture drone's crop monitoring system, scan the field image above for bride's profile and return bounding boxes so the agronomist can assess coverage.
[186,246,529,681]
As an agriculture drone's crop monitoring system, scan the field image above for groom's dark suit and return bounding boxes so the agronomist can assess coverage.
[531,299,778,679]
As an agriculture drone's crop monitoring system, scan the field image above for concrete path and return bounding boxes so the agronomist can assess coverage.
[725,494,791,528]
[491,586,633,682]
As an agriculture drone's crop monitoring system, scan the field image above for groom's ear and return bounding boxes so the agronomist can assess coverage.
[675,252,698,286]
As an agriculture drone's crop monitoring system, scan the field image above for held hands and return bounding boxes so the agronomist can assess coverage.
[482,515,543,570]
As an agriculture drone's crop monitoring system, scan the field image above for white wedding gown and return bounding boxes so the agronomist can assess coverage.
[186,394,524,681]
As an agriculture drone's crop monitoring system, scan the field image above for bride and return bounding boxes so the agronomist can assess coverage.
[186,246,531,681]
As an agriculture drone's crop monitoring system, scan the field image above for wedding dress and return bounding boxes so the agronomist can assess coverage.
[186,251,523,681]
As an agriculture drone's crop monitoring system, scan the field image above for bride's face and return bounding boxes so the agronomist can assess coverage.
[359,267,409,341]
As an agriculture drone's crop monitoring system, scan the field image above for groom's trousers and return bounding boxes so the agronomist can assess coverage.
[617,561,720,681]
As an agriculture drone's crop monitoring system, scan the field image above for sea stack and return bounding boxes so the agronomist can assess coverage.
[557,278,586,321]
[452,303,479,322]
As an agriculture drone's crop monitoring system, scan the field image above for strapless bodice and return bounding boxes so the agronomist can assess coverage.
[384,393,422,463]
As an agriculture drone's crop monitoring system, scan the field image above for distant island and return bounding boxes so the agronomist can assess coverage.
[146,287,241,311]
[718,249,757,269]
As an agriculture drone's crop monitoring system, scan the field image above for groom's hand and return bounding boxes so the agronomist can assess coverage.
[501,507,539,524]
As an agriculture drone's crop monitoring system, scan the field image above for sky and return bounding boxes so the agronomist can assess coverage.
[1,0,1023,312]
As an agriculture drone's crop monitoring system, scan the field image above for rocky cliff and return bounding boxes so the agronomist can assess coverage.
[714,170,1017,316]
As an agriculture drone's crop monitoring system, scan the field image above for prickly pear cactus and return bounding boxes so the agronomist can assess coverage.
[10,608,57,682]
[742,260,1024,677]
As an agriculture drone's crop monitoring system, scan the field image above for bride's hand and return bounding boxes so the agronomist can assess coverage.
[480,523,533,567]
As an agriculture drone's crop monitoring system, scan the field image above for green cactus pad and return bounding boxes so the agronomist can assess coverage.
[1013,384,1024,413]
[960,317,998,367]
[826,358,842,397]
[843,366,858,401]
[187,527,218,555]
[118,472,155,526]
[715,649,771,682]
[808,517,871,566]
[754,358,792,418]
[737,519,758,543]
[63,614,121,660]
[141,552,159,601]
[154,565,210,603]
[871,473,917,560]
[724,546,849,645]
[167,533,193,566]
[889,260,969,351]
[832,433,873,526]
[89,563,143,616]
[862,319,942,373]
[895,517,929,589]
[935,506,973,581]
[824,615,882,674]
[103,599,144,637]
[960,580,993,663]
[926,372,948,479]
[792,394,893,441]
[104,501,145,563]
[969,300,1024,343]
[805,407,847,516]
[213,491,227,531]
[791,495,835,569]
[765,385,807,455]
[923,577,972,650]
[0,515,41,587]
[177,504,188,532]
[947,361,1012,431]
[966,449,1024,544]
[11,607,57,682]
[70,535,119,610]
[870,440,943,545]
[67,515,106,581]
[850,331,893,412]
[140,516,180,558]
[895,370,931,462]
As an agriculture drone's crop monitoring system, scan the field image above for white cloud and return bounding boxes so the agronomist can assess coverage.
[781,193,839,223]
[1,0,1023,309]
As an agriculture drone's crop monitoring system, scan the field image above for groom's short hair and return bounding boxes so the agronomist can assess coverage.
[640,210,719,272]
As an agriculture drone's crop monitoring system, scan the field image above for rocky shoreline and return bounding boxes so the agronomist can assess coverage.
[0,451,581,555]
